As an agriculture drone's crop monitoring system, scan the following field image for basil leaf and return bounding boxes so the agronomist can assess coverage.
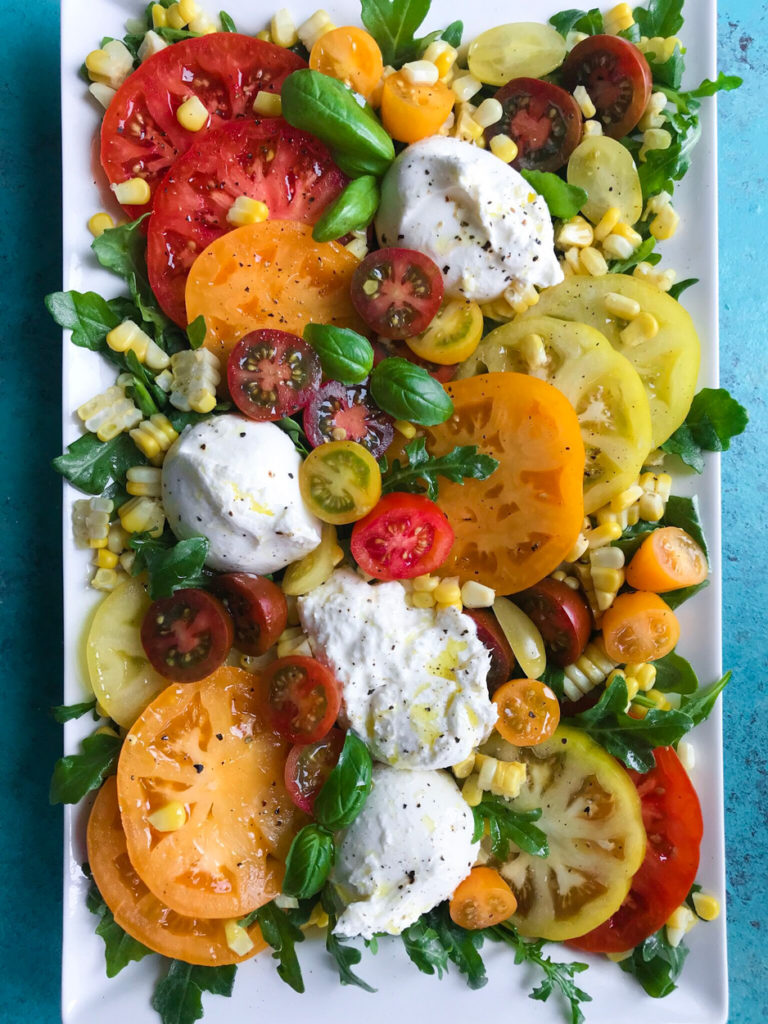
[633,0,684,38]
[314,731,373,830]
[303,324,374,384]
[360,0,430,66]
[282,825,335,899]
[420,905,487,989]
[401,919,450,978]
[381,437,498,501]
[128,533,209,599]
[680,671,731,727]
[219,10,236,32]
[618,927,688,998]
[652,650,699,695]
[313,175,380,242]
[187,314,206,349]
[86,883,153,978]
[521,170,587,220]
[50,733,122,804]
[151,961,236,1024]
[472,797,549,858]
[45,290,121,349]
[661,388,748,472]
[370,357,453,426]
[253,903,306,993]
[50,698,98,723]
[440,20,463,48]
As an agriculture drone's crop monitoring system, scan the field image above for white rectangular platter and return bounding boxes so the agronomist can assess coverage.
[59,1,728,1021]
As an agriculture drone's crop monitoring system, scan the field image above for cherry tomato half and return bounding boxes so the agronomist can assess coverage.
[309,27,384,102]
[140,589,234,683]
[486,78,582,172]
[284,727,345,813]
[601,591,680,663]
[405,300,484,366]
[351,248,444,340]
[561,35,652,140]
[493,678,561,747]
[350,492,455,581]
[209,573,287,656]
[227,328,321,421]
[626,526,709,593]
[262,656,341,743]
[465,608,516,695]
[303,380,394,458]
[513,578,592,667]
[380,72,455,144]
[449,866,517,930]
[299,439,382,525]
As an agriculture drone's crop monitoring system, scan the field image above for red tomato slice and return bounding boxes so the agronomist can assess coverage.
[147,118,347,325]
[284,727,345,813]
[228,329,322,421]
[351,248,444,340]
[570,747,703,953]
[561,35,652,140]
[141,589,234,683]
[100,35,305,219]
[465,608,516,694]
[209,573,287,655]
[486,78,582,172]
[262,656,341,743]
[303,381,394,458]
[513,578,592,667]
[372,337,457,384]
[350,492,455,581]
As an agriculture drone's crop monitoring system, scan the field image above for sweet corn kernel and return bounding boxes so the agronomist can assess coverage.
[411,591,436,609]
[566,30,589,50]
[613,222,644,247]
[572,85,596,118]
[433,577,462,606]
[677,739,696,772]
[461,773,483,807]
[633,261,676,292]
[594,206,622,242]
[601,234,635,261]
[93,548,119,570]
[85,40,134,89]
[473,98,504,128]
[126,465,163,498]
[271,8,298,47]
[118,496,165,537]
[402,60,440,85]
[587,522,622,548]
[639,91,668,131]
[224,919,255,956]
[393,419,417,439]
[88,212,114,237]
[227,195,269,227]
[666,904,696,947]
[297,10,336,50]
[692,892,720,921]
[453,105,484,142]
[138,29,169,62]
[460,581,496,608]
[111,178,152,206]
[130,413,179,463]
[452,753,476,780]
[644,688,672,710]
[412,574,439,593]
[170,348,220,414]
[582,119,603,137]
[92,568,121,592]
[305,904,329,929]
[579,246,609,276]
[423,41,457,78]
[151,3,168,27]
[119,550,136,574]
[650,204,680,241]
[564,531,590,563]
[639,492,664,521]
[452,74,482,103]
[610,483,644,511]
[640,127,672,162]
[556,216,594,250]
[563,639,618,701]
[166,3,187,29]
[88,82,117,109]
[620,312,659,347]
[176,94,209,132]
[605,3,634,34]
[256,29,272,41]
[489,133,519,163]
[253,90,282,117]
[474,754,527,799]
[504,281,539,314]
[604,292,641,321]
[149,801,188,832]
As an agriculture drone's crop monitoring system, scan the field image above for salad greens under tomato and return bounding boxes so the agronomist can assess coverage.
[50,1,747,1023]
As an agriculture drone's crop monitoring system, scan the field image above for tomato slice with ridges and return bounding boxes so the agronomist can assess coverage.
[227,328,322,421]
[351,247,444,340]
[141,589,234,683]
[561,34,652,140]
[486,78,582,172]
[350,491,455,581]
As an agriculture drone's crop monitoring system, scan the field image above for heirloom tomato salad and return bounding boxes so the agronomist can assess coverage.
[50,0,747,1021]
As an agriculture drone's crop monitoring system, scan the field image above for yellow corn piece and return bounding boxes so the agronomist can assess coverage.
[253,90,282,116]
[148,802,187,832]
[461,773,483,807]
[620,312,659,347]
[118,496,165,537]
[692,892,721,922]
[93,548,119,570]
[111,178,151,206]
[227,196,269,227]
[176,95,209,132]
[594,206,622,242]
[452,753,476,780]
[434,577,462,606]
[130,413,179,463]
[88,212,114,237]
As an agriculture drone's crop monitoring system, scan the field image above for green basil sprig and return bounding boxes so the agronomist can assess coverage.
[303,324,374,384]
[314,731,373,831]
[370,357,453,426]
[313,176,380,243]
[282,824,335,899]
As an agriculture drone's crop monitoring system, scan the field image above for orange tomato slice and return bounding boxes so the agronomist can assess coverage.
[117,666,305,919]
[449,866,518,930]
[88,777,267,965]
[424,373,585,594]
[493,678,561,747]
[309,27,384,101]
[601,591,680,663]
[185,220,366,373]
[381,72,455,143]
[625,526,708,593]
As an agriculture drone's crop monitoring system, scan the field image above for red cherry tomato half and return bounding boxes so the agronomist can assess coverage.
[209,573,287,656]
[561,34,652,140]
[372,337,457,385]
[140,589,234,683]
[350,248,444,340]
[261,656,342,743]
[570,747,703,953]
[350,492,455,581]
[513,578,592,667]
[303,380,394,458]
[465,608,516,695]
[284,727,345,813]
[227,328,322,421]
[486,78,583,172]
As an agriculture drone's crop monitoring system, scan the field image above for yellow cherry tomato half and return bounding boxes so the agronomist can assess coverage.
[309,26,384,102]
[493,678,561,747]
[625,526,708,593]
[299,440,382,525]
[450,866,517,930]
[380,71,455,144]
[601,590,680,663]
[405,300,484,365]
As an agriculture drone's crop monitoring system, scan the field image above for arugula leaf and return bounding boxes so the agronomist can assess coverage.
[314,731,373,831]
[219,10,236,32]
[50,698,98,723]
[128,533,209,599]
[680,671,730,726]
[151,961,236,1024]
[45,290,121,349]
[401,919,450,978]
[618,927,688,998]
[276,416,310,457]
[662,580,710,610]
[633,0,684,38]
[667,277,698,299]
[645,42,685,90]
[186,315,207,350]
[472,796,549,858]
[549,9,604,36]
[653,650,699,695]
[50,733,122,804]
[440,20,463,48]
[381,437,498,501]
[421,905,487,989]
[690,72,743,98]
[539,663,566,701]
[282,824,335,900]
[521,170,587,220]
[608,235,658,274]
[253,902,306,993]
[321,888,377,992]
[614,494,709,561]
[86,884,154,978]
[360,0,430,66]
[661,388,748,472]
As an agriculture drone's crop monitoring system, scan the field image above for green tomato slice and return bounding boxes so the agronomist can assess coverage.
[457,316,652,513]
[468,23,567,86]
[480,726,646,941]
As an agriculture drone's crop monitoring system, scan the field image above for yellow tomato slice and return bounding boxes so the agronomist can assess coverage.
[309,26,384,101]
[567,136,643,226]
[468,23,567,86]
[406,300,483,366]
[299,440,382,525]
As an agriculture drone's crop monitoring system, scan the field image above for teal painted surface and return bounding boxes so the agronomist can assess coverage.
[0,2,765,1022]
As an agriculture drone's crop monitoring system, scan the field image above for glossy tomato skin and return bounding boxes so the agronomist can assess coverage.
[284,727,345,813]
[303,380,394,458]
[228,329,322,421]
[465,608,516,695]
[351,248,444,340]
[570,747,703,953]
[141,589,234,683]
[209,573,287,655]
[372,337,457,384]
[514,578,592,667]
[262,656,342,744]
[350,492,455,581]
[561,35,652,140]
[486,78,582,172]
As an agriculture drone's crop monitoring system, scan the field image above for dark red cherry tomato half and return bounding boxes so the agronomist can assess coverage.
[227,328,322,421]
[486,78,582,173]
[303,380,394,458]
[561,34,652,140]
[465,608,516,696]
[261,656,342,744]
[350,248,444,340]
[141,589,234,683]
[372,337,457,385]
[209,573,287,656]
[351,492,454,581]
[570,746,703,953]
[513,577,592,667]
[284,726,345,813]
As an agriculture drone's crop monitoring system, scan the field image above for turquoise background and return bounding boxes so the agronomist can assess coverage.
[0,2,765,1021]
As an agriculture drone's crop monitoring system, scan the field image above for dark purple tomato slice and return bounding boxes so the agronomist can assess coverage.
[486,78,583,172]
[209,573,287,656]
[561,34,652,140]
[303,380,394,457]
[350,247,444,340]
[261,656,342,744]
[141,589,234,683]
[465,608,516,695]
[284,727,345,813]
[227,328,322,421]
[513,577,592,667]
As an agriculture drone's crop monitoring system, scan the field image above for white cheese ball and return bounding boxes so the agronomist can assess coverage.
[375,135,563,302]
[332,765,478,939]
[298,569,495,769]
[162,415,322,574]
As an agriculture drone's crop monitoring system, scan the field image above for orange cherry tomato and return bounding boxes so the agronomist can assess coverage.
[381,71,455,143]
[625,526,708,593]
[450,867,518,930]
[601,591,680,663]
[493,678,561,747]
[88,778,267,965]
[424,373,585,594]
[309,27,384,101]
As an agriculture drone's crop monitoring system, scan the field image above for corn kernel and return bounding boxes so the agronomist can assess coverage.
[564,531,589,563]
[118,496,165,537]
[582,119,603,137]
[166,3,187,29]
[591,566,624,594]
[434,580,462,606]
[253,90,282,117]
[461,773,483,807]
[178,0,198,22]
[677,739,696,772]
[297,10,336,50]
[93,548,119,570]
[692,892,720,922]
[89,82,117,109]
[452,753,476,780]
[566,30,589,50]
[603,294,641,324]
[422,41,457,78]
[224,919,255,956]
[393,419,416,439]
[305,904,329,929]
[639,91,668,131]
[412,574,439,593]
[644,688,672,711]
[579,246,609,276]
[489,133,519,163]
[227,195,269,227]
[88,212,114,237]
[605,3,634,34]
[454,105,484,142]
[620,312,659,347]
[460,581,496,608]
[587,522,622,549]
[176,94,209,132]
[473,98,504,128]
[556,216,594,250]
[640,127,672,162]
[126,465,163,497]
[572,85,596,118]
[92,567,121,592]
[639,492,665,521]
[149,801,188,832]
[119,550,136,574]
[271,8,298,47]
[594,207,622,242]
[85,40,134,89]
[452,74,482,103]
[613,222,644,247]
[138,29,168,62]
[402,60,440,86]
[256,29,272,41]
[130,413,179,462]
[111,177,152,206]
[633,261,676,292]
[650,204,680,241]
[151,3,168,27]
[666,904,696,947]
[411,591,436,609]
[601,234,635,261]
